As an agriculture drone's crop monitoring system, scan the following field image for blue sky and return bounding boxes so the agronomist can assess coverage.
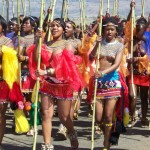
[0,0,150,24]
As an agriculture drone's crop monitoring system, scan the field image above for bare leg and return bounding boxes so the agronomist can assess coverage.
[0,103,8,145]
[103,99,117,149]
[41,94,54,144]
[57,100,78,149]
[95,100,104,123]
[129,84,137,121]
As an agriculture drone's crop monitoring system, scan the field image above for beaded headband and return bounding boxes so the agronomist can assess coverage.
[103,23,118,27]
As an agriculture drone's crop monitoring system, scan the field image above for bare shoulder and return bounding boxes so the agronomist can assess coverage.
[65,41,74,52]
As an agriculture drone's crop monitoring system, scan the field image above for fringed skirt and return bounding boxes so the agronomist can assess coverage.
[0,79,10,103]
[40,77,74,100]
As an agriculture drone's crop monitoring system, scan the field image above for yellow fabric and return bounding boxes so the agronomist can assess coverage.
[31,84,37,103]
[2,45,19,89]
[123,108,130,126]
[119,45,130,77]
[14,109,30,133]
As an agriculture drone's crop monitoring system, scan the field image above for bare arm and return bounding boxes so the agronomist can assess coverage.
[137,16,150,41]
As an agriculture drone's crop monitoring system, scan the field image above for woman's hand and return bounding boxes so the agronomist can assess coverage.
[95,71,102,78]
[130,0,135,8]
[96,35,102,43]
[126,57,138,64]
[35,69,46,77]
[36,28,43,38]
[17,54,25,62]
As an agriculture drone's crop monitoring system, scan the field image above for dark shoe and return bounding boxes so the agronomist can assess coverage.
[67,131,79,150]
[141,118,149,128]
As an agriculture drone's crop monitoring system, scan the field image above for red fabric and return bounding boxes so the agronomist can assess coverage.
[51,49,85,92]
[116,72,129,121]
[9,82,24,102]
[27,44,51,80]
[40,80,73,99]
[28,45,85,92]
[86,76,94,104]
[128,74,150,86]
[22,75,36,90]
[0,80,10,101]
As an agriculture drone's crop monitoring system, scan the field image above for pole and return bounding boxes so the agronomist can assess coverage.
[6,0,9,22]
[61,0,65,18]
[91,0,103,150]
[130,1,136,98]
[64,0,69,20]
[32,0,44,150]
[107,0,110,13]
[141,0,145,17]
[12,0,15,17]
[28,0,31,15]
[2,0,5,17]
[47,0,57,42]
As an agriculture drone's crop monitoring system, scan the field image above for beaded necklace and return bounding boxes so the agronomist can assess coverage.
[100,39,123,57]
[47,40,67,51]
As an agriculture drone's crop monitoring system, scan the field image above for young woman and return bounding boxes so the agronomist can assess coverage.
[125,1,150,128]
[0,15,14,150]
[6,17,18,39]
[89,17,124,149]
[28,18,85,150]
[17,16,39,135]
[55,20,82,141]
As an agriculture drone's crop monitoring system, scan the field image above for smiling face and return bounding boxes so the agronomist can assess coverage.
[50,21,64,39]
[103,22,117,42]
[65,22,74,38]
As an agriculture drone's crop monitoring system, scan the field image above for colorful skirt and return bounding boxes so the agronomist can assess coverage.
[87,71,121,102]
[21,69,36,93]
[0,79,10,103]
[40,77,74,100]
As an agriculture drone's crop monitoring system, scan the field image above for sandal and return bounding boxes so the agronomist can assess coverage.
[26,128,38,136]
[41,143,54,150]
[67,131,79,150]
[73,112,78,120]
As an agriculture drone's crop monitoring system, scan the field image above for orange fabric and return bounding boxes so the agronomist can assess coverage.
[119,45,130,77]
[138,55,149,74]
[78,33,97,86]
[125,19,136,43]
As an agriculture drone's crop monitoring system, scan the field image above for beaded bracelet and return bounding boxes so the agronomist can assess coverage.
[101,72,105,77]
[46,68,53,76]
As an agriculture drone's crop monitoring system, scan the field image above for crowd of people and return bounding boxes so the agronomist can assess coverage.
[0,1,150,150]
